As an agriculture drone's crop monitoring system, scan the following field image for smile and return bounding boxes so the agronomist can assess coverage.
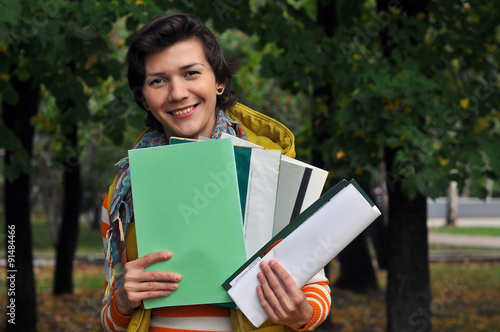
[171,105,195,116]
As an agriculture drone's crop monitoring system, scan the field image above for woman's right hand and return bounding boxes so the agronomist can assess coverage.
[115,251,181,315]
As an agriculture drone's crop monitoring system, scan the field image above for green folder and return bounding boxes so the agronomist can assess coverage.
[128,139,247,309]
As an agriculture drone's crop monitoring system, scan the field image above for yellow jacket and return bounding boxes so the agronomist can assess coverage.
[226,103,295,158]
[125,103,295,332]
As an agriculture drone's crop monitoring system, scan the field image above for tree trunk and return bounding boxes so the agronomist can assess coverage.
[334,231,378,292]
[377,1,432,331]
[385,147,431,332]
[53,124,81,294]
[3,77,39,331]
[446,181,458,226]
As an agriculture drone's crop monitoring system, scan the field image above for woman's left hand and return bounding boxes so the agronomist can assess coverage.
[256,260,313,329]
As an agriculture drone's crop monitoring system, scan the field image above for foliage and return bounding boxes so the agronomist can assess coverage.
[319,1,500,199]
[0,0,163,179]
[184,0,500,199]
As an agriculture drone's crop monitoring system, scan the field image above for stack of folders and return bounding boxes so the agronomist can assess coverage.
[128,136,380,319]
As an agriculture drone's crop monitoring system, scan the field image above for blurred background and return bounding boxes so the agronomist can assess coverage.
[1,0,499,331]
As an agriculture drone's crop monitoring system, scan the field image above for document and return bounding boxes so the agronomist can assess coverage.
[238,146,281,257]
[128,139,247,308]
[219,133,329,236]
[172,136,282,257]
[222,179,381,327]
[273,156,328,236]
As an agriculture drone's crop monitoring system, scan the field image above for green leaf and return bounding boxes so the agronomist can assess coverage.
[0,22,8,45]
[0,80,19,105]
[482,141,500,175]
[0,0,22,25]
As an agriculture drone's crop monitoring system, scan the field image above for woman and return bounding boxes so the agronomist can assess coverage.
[101,13,331,332]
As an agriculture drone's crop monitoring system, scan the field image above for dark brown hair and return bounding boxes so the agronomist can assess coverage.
[126,13,236,131]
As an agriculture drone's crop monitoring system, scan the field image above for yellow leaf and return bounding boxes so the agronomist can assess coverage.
[339,97,349,107]
[460,98,470,110]
[336,151,345,159]
[355,167,363,175]
[0,45,9,57]
[319,104,328,116]
[304,66,311,74]
[44,120,55,133]
[135,0,144,5]
[353,129,364,137]
[451,58,459,68]
[438,157,448,166]
[486,43,494,53]
[84,55,98,70]
[416,12,426,20]
[316,44,322,53]
[0,73,10,81]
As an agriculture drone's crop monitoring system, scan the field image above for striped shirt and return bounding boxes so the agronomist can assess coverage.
[101,197,331,332]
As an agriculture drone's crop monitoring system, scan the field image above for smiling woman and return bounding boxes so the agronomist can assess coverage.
[100,13,331,332]
[142,39,221,140]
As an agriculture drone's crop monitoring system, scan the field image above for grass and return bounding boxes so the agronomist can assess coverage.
[1,217,499,330]
[324,261,500,332]
[1,261,498,331]
[0,217,103,256]
[429,226,500,237]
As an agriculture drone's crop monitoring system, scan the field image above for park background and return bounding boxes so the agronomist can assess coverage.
[1,0,499,331]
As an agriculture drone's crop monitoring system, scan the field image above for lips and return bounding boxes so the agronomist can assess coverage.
[171,104,197,116]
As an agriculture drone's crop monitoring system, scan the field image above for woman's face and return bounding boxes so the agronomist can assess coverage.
[143,38,223,139]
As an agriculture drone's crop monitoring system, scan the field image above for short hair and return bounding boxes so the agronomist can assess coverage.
[126,13,236,131]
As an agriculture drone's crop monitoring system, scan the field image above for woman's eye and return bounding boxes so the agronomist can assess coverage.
[149,78,164,86]
[186,71,200,77]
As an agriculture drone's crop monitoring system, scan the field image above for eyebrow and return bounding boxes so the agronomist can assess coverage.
[146,63,205,77]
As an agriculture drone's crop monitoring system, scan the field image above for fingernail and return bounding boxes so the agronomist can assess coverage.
[174,274,181,281]
[171,284,178,290]
[257,272,264,280]
[260,261,268,269]
[269,260,276,266]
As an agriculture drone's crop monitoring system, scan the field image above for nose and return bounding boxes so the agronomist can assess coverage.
[169,78,189,102]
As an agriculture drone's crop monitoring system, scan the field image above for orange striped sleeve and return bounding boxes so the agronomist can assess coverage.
[294,280,331,331]
[101,288,132,331]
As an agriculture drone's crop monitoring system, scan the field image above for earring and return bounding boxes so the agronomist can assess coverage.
[217,88,224,94]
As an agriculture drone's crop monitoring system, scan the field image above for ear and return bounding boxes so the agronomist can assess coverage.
[216,83,226,95]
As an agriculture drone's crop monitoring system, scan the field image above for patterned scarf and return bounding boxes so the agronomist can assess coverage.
[104,110,247,295]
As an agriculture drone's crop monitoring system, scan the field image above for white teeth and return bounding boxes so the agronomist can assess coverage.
[172,106,194,116]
